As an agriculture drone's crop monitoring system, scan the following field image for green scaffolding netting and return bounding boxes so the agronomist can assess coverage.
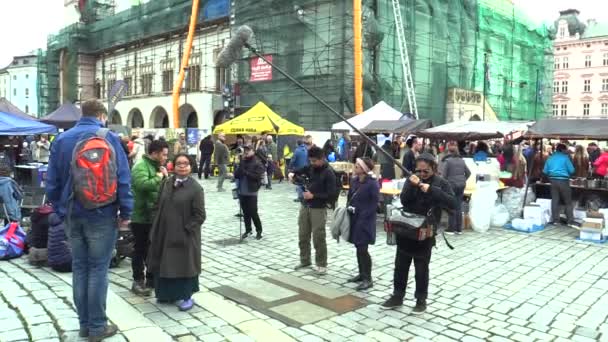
[234,0,553,130]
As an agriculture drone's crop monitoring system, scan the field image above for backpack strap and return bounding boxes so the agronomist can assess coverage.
[96,128,110,139]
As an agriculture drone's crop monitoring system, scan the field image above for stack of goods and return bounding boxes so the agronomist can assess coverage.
[510,199,551,233]
[579,210,607,242]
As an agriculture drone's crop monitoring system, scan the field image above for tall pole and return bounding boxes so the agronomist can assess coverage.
[534,68,540,121]
[172,0,200,128]
[353,0,363,114]
[482,52,488,121]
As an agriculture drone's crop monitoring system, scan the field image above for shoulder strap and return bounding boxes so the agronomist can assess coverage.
[96,128,110,139]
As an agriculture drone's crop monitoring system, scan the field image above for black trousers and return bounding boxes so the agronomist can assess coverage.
[550,179,573,223]
[356,244,372,281]
[393,244,431,300]
[130,223,153,285]
[239,195,262,233]
[199,154,212,179]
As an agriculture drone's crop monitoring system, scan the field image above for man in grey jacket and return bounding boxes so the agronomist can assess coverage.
[439,141,471,234]
[215,133,230,192]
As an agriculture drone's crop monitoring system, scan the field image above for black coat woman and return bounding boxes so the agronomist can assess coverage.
[382,153,456,313]
[147,154,206,311]
[346,158,379,291]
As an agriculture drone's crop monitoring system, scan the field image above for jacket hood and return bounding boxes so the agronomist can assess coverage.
[48,213,63,226]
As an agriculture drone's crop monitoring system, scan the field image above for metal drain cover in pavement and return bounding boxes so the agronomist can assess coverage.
[210,238,244,246]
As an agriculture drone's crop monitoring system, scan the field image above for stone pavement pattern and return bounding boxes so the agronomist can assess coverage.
[2,179,608,341]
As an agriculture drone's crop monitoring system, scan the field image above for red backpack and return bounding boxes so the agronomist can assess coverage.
[71,128,118,209]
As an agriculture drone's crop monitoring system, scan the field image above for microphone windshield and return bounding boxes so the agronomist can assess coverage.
[216,25,254,68]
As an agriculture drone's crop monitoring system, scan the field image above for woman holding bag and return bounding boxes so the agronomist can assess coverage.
[346,158,379,291]
[382,153,456,313]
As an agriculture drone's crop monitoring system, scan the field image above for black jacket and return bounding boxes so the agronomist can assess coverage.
[296,163,336,209]
[234,156,265,194]
[402,149,416,173]
[199,138,215,155]
[398,174,456,256]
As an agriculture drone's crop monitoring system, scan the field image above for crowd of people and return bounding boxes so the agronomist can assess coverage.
[38,97,608,341]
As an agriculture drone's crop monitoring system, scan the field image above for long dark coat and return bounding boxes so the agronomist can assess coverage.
[147,176,206,278]
[347,176,379,246]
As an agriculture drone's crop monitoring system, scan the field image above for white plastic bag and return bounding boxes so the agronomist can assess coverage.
[491,204,510,227]
[502,187,535,219]
[470,182,498,233]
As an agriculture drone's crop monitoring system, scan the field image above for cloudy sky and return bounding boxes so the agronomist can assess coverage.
[0,0,607,68]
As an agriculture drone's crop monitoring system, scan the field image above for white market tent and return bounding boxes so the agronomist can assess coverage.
[331,101,404,132]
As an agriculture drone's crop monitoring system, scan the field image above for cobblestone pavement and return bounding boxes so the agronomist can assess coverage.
[2,179,608,341]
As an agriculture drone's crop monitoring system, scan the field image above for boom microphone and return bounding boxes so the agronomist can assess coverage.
[216,25,254,68]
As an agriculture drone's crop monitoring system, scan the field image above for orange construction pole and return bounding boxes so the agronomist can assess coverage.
[353,0,363,114]
[172,0,200,128]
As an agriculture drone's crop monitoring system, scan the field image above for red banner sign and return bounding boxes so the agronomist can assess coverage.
[249,55,273,82]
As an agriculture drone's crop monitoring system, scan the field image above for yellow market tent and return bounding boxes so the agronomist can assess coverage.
[213,102,304,136]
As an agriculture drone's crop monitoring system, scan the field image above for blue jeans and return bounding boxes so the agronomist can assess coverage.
[68,216,118,336]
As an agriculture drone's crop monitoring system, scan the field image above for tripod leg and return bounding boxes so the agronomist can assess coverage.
[239,199,243,243]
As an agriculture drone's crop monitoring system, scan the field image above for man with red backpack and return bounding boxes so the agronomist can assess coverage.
[46,99,133,342]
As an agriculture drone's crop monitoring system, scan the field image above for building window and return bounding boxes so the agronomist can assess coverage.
[562,57,568,69]
[553,81,560,93]
[585,55,592,67]
[25,74,29,79]
[560,104,567,116]
[584,80,591,92]
[106,65,117,99]
[583,103,590,116]
[554,57,560,70]
[139,63,153,95]
[602,103,608,116]
[603,79,608,92]
[13,88,16,96]
[122,66,134,96]
[604,53,608,66]
[214,48,226,92]
[12,75,16,80]
[185,53,201,92]
[22,60,28,65]
[25,88,29,96]
[25,105,29,113]
[559,27,566,38]
[161,59,174,93]
[561,81,568,94]
[552,104,559,116]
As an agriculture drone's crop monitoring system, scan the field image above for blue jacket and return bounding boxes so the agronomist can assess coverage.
[47,213,71,268]
[0,177,23,221]
[473,151,488,162]
[348,176,379,246]
[289,144,309,170]
[543,151,574,180]
[46,117,133,220]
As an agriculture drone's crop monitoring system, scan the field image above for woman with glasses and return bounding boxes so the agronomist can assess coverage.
[382,153,456,313]
[148,154,206,311]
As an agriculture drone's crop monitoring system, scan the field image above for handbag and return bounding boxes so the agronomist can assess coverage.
[330,186,361,242]
[387,207,434,241]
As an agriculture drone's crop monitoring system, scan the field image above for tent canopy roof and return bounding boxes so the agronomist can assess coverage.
[525,118,608,140]
[361,119,433,134]
[417,120,532,141]
[0,97,35,121]
[0,111,57,135]
[331,101,404,132]
[40,102,82,129]
[213,102,305,136]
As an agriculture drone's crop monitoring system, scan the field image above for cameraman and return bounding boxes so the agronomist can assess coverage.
[291,146,336,275]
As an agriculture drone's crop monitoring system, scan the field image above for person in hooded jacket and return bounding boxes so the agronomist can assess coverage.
[440,141,471,234]
[235,145,266,240]
[346,158,379,291]
[382,153,457,313]
[198,135,215,180]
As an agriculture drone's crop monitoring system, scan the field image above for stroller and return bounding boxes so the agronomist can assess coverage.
[111,226,134,268]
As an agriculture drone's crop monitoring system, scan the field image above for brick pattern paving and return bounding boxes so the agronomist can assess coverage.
[2,179,608,341]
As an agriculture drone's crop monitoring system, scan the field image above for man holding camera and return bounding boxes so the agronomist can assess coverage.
[291,147,336,275]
